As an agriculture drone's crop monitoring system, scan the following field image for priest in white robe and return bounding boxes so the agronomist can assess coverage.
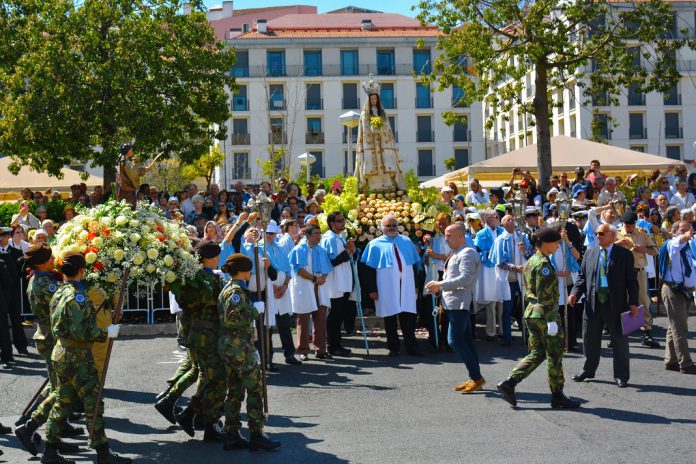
[320,212,356,357]
[361,214,423,356]
[289,225,334,360]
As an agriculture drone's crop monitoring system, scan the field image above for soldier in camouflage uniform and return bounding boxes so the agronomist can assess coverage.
[171,240,227,442]
[497,227,581,409]
[218,253,280,451]
[15,244,83,456]
[40,251,129,464]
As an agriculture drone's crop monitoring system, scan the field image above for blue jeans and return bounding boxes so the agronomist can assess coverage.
[447,310,482,380]
[502,281,521,342]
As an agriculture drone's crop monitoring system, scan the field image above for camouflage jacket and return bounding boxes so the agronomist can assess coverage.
[218,279,258,357]
[523,251,559,319]
[50,280,107,346]
[27,271,61,342]
[173,268,222,342]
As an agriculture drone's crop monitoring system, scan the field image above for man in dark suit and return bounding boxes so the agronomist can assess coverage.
[0,227,28,367]
[568,223,639,388]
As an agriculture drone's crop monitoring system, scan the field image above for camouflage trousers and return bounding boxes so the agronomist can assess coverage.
[220,343,264,434]
[31,339,57,425]
[168,349,199,398]
[510,317,565,393]
[45,349,107,447]
[188,329,226,426]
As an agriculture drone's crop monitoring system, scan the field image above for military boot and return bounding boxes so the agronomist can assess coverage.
[175,406,195,437]
[551,391,581,409]
[223,430,249,450]
[249,432,281,451]
[15,418,40,456]
[203,422,227,443]
[62,422,84,437]
[155,382,174,402]
[154,393,178,424]
[57,441,80,454]
[41,442,75,464]
[496,378,518,407]
[95,443,132,464]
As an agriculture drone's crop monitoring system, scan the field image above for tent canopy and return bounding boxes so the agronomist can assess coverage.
[0,156,103,195]
[422,135,676,189]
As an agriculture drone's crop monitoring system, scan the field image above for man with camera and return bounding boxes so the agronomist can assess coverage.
[657,221,696,374]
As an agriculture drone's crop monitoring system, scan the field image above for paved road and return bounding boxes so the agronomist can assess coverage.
[1,319,695,464]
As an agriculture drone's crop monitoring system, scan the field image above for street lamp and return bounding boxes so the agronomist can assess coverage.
[340,111,361,175]
[297,152,316,183]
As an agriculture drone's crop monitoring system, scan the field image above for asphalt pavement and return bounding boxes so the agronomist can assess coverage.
[1,317,695,464]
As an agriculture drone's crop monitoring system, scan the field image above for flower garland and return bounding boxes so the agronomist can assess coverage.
[52,200,201,296]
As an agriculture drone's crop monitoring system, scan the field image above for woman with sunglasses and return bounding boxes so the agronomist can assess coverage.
[215,202,232,226]
[651,175,673,201]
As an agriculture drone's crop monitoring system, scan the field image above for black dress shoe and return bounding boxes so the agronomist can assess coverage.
[572,372,595,382]
[681,365,696,374]
[315,353,334,360]
[328,347,352,357]
[616,379,628,388]
[17,348,30,355]
[641,333,661,348]
[665,363,680,372]
[284,356,302,365]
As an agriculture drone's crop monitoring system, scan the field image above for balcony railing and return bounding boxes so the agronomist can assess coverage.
[628,93,646,106]
[305,132,325,144]
[342,133,358,144]
[665,127,683,139]
[417,130,434,143]
[305,98,323,110]
[268,132,287,144]
[664,92,682,106]
[231,133,250,145]
[232,64,425,78]
[268,99,286,111]
[629,128,647,140]
[232,167,251,179]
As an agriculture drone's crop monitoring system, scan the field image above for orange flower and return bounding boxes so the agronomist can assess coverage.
[101,227,110,237]
[93,262,104,271]
[88,221,101,234]
[88,233,97,241]
[157,234,165,242]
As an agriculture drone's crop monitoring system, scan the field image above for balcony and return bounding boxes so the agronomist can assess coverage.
[305,132,325,145]
[417,130,434,143]
[268,99,286,111]
[230,67,249,77]
[268,132,287,145]
[305,98,323,110]
[232,167,251,179]
[627,93,646,106]
[237,64,423,78]
[664,92,682,106]
[415,96,434,109]
[665,127,683,139]
[231,133,250,145]
[629,128,647,140]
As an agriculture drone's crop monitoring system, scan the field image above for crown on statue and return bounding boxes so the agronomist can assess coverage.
[361,74,381,96]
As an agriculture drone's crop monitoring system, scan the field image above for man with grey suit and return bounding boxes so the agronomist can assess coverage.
[426,222,484,394]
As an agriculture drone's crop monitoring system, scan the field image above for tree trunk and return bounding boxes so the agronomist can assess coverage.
[103,163,117,196]
[533,58,552,194]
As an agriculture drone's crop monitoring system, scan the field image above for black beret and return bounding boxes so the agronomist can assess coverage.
[622,211,638,225]
[534,226,561,244]
[24,243,53,267]
[195,240,221,259]
[222,253,253,275]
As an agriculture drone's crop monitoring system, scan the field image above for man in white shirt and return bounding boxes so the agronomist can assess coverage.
[180,183,198,218]
[669,179,695,210]
[465,179,490,207]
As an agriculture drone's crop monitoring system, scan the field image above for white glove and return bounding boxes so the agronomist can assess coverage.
[107,324,120,339]
[547,322,559,337]
[253,302,265,314]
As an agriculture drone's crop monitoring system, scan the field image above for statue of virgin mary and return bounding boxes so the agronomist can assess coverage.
[354,74,406,192]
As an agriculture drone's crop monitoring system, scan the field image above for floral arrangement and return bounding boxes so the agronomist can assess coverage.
[316,177,360,238]
[52,200,201,296]
[370,115,384,129]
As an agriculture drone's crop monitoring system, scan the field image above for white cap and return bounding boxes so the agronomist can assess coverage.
[525,206,540,215]
[546,188,559,200]
[34,228,48,237]
[441,186,453,192]
[266,220,280,234]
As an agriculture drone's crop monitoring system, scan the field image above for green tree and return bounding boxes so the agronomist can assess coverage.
[444,157,457,172]
[0,0,235,188]
[181,144,225,192]
[416,0,693,192]
[146,158,196,194]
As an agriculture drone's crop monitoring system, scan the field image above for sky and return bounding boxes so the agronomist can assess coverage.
[202,0,420,17]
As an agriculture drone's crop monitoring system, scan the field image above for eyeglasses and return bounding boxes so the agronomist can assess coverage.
[596,231,606,236]
[384,224,398,228]
[334,218,345,223]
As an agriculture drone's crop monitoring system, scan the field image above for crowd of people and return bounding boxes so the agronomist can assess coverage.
[2,157,696,461]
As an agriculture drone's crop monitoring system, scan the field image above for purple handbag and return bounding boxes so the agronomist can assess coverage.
[621,305,647,336]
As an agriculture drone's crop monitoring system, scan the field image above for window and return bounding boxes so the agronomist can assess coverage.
[343,125,358,144]
[232,85,248,111]
[306,84,322,110]
[570,114,577,137]
[664,85,681,105]
[418,149,434,176]
[453,117,469,142]
[343,149,356,176]
[413,49,431,74]
[233,152,250,179]
[628,47,641,69]
[309,151,323,178]
[592,90,608,106]
[340,50,359,76]
[376,49,395,75]
[342,83,359,109]
[232,119,249,145]
[588,14,605,37]
[417,115,433,142]
[232,50,249,77]
[452,85,467,107]
[268,84,285,110]
[594,113,611,140]
[306,117,324,144]
[630,145,646,153]
[304,50,322,76]
[666,145,682,160]
[628,83,645,106]
[270,117,284,144]
[629,113,646,139]
[266,50,285,77]
[416,83,432,108]
[454,148,469,169]
[388,116,397,142]
[381,83,395,109]
[665,112,682,138]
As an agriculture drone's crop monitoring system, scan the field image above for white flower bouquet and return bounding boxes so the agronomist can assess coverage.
[52,200,201,296]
